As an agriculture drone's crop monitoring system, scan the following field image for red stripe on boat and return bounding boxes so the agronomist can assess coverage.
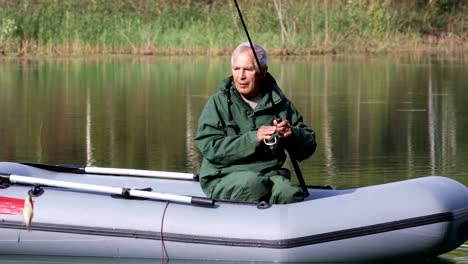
[0,196,26,215]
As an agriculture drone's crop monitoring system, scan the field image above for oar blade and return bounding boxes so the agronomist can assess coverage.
[21,163,85,174]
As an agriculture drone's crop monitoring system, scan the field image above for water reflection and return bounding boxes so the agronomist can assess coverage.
[185,84,200,173]
[86,85,95,166]
[320,61,336,182]
[0,55,467,187]
[426,63,458,178]
[0,55,467,262]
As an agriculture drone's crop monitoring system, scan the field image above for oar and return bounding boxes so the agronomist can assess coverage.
[21,162,199,181]
[0,173,215,207]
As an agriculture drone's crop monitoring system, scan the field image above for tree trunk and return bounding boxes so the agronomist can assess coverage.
[324,0,329,46]
[273,0,288,51]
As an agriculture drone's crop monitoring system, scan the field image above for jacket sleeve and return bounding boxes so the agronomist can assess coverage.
[286,101,317,161]
[195,96,258,167]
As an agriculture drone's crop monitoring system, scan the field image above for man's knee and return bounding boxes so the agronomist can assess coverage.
[269,175,306,204]
[212,171,270,202]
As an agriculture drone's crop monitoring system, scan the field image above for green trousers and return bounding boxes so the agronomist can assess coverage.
[207,170,306,204]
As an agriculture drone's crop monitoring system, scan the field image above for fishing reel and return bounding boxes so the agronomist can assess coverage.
[263,132,281,151]
[263,118,283,153]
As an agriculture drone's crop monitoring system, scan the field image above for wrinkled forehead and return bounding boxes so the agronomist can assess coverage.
[233,49,255,60]
[231,52,256,68]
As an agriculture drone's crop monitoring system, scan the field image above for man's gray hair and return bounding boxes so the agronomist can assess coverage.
[231,42,268,70]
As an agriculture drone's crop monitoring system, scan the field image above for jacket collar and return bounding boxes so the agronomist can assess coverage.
[219,72,285,109]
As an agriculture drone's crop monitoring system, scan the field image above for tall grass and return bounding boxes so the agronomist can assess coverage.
[0,0,466,55]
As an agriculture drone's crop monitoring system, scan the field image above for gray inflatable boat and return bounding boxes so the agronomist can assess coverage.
[0,161,466,262]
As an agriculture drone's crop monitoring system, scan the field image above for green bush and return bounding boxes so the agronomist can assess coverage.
[0,0,465,55]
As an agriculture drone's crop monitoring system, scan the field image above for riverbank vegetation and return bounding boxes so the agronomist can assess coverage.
[0,0,466,56]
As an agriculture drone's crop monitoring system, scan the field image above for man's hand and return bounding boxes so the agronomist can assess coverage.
[257,119,293,142]
[274,119,292,138]
[256,126,277,142]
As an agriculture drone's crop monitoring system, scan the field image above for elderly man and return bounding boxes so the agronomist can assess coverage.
[195,42,317,204]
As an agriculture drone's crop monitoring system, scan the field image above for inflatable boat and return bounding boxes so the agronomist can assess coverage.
[0,161,466,262]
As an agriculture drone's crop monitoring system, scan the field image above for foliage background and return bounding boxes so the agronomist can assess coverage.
[0,0,466,55]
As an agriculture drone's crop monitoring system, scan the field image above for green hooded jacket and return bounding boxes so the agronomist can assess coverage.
[195,73,317,194]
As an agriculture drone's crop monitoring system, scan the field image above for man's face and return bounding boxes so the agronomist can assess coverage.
[231,51,265,99]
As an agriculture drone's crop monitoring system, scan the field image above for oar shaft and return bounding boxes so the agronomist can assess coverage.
[21,163,199,181]
[0,174,214,207]
[85,167,197,181]
[10,174,121,194]
[130,189,191,204]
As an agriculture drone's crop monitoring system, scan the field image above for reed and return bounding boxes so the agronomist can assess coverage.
[0,0,466,56]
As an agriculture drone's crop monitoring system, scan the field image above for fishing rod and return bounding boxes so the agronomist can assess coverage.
[232,0,309,196]
[232,0,262,72]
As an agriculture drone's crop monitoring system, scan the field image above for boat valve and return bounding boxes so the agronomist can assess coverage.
[256,200,272,209]
[28,185,44,197]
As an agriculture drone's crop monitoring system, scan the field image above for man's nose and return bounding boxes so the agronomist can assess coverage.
[240,69,246,78]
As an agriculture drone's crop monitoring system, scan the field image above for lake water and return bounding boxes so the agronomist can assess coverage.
[0,54,467,263]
